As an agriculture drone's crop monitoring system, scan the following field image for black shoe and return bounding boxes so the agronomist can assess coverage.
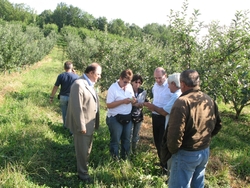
[162,167,168,175]
[78,176,93,184]
[165,178,169,184]
[154,162,161,167]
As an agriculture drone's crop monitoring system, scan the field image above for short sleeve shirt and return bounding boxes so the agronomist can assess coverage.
[106,81,134,117]
[55,72,79,96]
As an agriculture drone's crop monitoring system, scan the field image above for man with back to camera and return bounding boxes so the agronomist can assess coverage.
[50,61,79,128]
[146,67,172,170]
[166,69,222,187]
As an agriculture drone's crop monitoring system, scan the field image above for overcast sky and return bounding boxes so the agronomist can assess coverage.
[10,0,250,28]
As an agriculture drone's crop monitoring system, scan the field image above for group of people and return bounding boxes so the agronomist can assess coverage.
[50,62,222,187]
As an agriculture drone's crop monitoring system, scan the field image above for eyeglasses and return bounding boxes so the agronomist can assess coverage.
[123,81,130,84]
[135,81,142,84]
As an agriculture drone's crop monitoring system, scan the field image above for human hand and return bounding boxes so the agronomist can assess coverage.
[143,102,154,111]
[123,98,132,104]
[81,130,87,134]
[137,103,143,108]
[131,96,137,104]
[49,97,54,104]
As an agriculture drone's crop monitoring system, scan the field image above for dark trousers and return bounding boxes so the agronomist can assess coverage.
[152,113,166,165]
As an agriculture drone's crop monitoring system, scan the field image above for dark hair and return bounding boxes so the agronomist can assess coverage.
[64,61,73,70]
[131,74,143,84]
[180,69,200,87]
[84,63,100,74]
[120,69,133,81]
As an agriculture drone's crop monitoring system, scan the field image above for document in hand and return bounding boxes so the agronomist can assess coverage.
[137,90,147,103]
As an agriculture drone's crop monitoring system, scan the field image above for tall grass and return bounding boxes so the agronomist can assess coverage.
[0,47,249,188]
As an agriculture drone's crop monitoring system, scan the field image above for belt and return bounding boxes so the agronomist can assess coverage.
[152,113,164,118]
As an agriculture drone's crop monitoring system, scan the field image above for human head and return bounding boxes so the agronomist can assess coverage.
[131,74,143,90]
[154,67,167,86]
[64,61,73,70]
[118,69,133,87]
[168,73,181,93]
[84,62,102,83]
[180,69,200,92]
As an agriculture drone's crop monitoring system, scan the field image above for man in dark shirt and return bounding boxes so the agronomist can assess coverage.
[166,69,222,188]
[50,61,79,128]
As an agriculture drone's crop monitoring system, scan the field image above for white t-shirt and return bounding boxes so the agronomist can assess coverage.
[106,81,134,117]
[152,79,172,114]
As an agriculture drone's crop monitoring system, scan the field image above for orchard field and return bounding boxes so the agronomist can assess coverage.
[0,0,250,187]
[0,47,249,187]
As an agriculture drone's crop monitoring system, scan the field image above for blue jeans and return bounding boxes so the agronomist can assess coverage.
[106,116,132,160]
[59,95,69,128]
[168,147,209,188]
[131,121,142,143]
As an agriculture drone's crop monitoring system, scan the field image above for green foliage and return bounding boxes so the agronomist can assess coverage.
[0,20,57,73]
[199,10,250,119]
[0,47,249,187]
[42,23,58,37]
[60,26,167,95]
[56,0,250,118]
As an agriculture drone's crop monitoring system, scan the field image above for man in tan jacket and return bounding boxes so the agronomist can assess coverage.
[66,63,102,183]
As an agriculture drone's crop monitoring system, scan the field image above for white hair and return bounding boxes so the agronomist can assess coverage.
[168,73,181,88]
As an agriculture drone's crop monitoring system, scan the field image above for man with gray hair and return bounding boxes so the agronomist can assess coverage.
[166,69,222,187]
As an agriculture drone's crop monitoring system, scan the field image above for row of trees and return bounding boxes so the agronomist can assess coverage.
[0,0,171,44]
[0,20,57,73]
[60,2,250,119]
[0,0,249,118]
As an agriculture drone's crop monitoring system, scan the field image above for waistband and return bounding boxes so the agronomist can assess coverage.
[152,113,165,118]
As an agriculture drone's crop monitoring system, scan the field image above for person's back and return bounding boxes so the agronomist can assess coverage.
[56,71,79,96]
[50,61,79,128]
[168,89,221,153]
[167,69,222,188]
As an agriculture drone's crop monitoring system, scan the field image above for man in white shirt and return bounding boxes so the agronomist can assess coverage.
[144,67,172,169]
[144,72,182,172]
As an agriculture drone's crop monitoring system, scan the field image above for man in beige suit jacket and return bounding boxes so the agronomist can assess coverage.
[66,63,102,183]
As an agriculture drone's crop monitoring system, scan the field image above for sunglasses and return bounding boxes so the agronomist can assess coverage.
[135,81,142,84]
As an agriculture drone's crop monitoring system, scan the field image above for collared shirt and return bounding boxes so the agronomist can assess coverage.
[152,79,172,114]
[55,72,79,96]
[83,74,96,96]
[163,89,182,129]
[106,81,134,117]
[83,74,95,87]
[83,74,97,110]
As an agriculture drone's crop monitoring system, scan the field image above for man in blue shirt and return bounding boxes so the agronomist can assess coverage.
[50,61,79,128]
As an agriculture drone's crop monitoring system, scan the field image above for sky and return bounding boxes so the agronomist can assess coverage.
[10,0,250,28]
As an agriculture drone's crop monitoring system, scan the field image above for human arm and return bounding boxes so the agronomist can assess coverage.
[107,98,133,108]
[106,83,135,109]
[167,100,186,154]
[211,102,222,137]
[49,85,59,103]
[143,102,168,116]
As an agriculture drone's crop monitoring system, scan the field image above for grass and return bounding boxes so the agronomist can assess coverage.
[0,47,250,187]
